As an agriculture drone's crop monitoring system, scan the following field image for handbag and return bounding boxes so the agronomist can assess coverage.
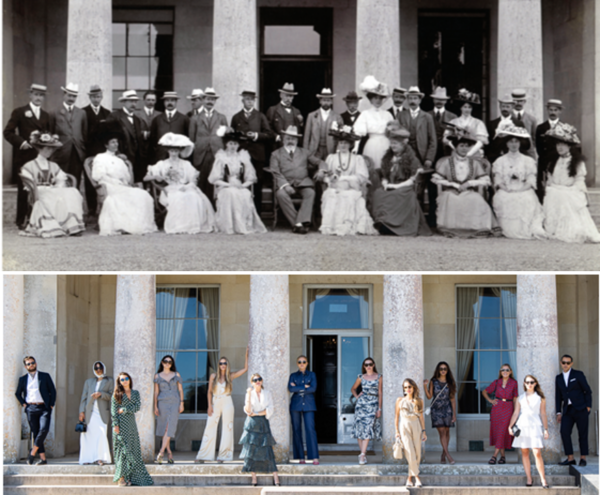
[393,437,404,459]
[511,424,521,438]
[425,383,448,416]
[75,421,87,433]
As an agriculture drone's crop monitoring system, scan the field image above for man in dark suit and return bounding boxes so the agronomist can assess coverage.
[15,356,56,465]
[511,89,538,159]
[134,91,161,173]
[82,85,111,213]
[270,125,323,234]
[266,83,304,148]
[398,86,437,226]
[149,91,190,164]
[186,89,205,118]
[230,90,274,214]
[3,83,51,228]
[303,88,343,160]
[486,94,517,165]
[428,87,457,162]
[340,91,362,128]
[50,83,88,186]
[388,86,408,120]
[107,90,146,182]
[555,354,592,467]
[535,99,564,202]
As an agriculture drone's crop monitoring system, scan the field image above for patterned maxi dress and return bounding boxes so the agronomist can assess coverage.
[352,374,382,440]
[430,378,454,428]
[484,378,519,449]
[111,390,153,486]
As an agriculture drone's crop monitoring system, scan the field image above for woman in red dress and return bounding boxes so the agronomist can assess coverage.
[482,364,518,464]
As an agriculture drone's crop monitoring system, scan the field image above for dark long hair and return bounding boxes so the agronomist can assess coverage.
[114,372,133,404]
[361,357,378,374]
[547,142,584,178]
[431,361,456,399]
[157,355,177,373]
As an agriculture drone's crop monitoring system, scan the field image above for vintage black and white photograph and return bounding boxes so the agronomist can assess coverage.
[2,0,599,271]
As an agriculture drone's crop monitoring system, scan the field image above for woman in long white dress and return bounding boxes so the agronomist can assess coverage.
[443,89,489,161]
[352,75,394,169]
[20,130,85,237]
[208,132,267,234]
[144,133,215,234]
[316,127,378,236]
[542,123,600,243]
[92,136,157,236]
[492,124,546,240]
[508,375,550,488]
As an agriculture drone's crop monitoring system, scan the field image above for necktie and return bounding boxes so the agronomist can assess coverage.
[167,112,171,122]
[436,111,441,122]
[68,106,73,113]
[289,150,294,159]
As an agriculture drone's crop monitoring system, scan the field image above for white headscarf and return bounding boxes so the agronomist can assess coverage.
[93,361,106,379]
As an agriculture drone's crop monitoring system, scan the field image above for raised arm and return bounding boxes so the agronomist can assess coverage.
[230,346,249,380]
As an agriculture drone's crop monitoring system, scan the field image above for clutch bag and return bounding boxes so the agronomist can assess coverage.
[75,421,87,433]
[511,424,521,438]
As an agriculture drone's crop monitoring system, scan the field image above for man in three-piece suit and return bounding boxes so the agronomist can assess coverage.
[535,99,564,202]
[50,83,88,186]
[288,356,319,463]
[266,83,304,148]
[555,354,592,467]
[149,91,190,165]
[486,95,517,165]
[15,356,56,465]
[3,83,51,228]
[398,86,437,226]
[107,90,146,182]
[388,86,408,121]
[340,91,362,128]
[230,90,274,214]
[134,90,161,172]
[186,88,205,118]
[270,125,323,234]
[511,89,538,159]
[189,87,228,204]
[303,88,344,160]
[428,87,457,162]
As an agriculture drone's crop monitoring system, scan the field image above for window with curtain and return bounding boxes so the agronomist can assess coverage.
[456,286,517,415]
[156,286,220,416]
[307,287,371,329]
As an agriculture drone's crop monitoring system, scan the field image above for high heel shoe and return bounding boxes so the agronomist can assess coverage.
[155,453,163,464]
[273,478,281,486]
[251,476,258,487]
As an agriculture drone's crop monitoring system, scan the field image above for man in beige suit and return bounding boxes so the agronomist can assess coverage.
[303,88,344,160]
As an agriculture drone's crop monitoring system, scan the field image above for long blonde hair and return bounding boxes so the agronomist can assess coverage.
[523,374,545,399]
[213,356,233,394]
[403,378,424,413]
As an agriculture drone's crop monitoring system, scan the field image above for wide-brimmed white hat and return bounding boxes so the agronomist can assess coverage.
[280,125,302,138]
[430,87,450,100]
[187,89,204,100]
[204,87,220,98]
[118,90,139,102]
[60,82,79,95]
[407,86,425,98]
[158,132,195,158]
[359,76,389,98]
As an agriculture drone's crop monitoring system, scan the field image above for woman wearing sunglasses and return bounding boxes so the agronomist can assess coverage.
[78,361,113,465]
[196,346,249,463]
[288,355,319,464]
[112,372,153,487]
[351,357,382,465]
[508,375,550,488]
[153,355,184,464]
[240,373,280,486]
[424,361,456,464]
[395,378,427,487]
[482,363,519,464]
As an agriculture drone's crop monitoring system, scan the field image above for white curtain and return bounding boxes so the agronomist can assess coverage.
[347,288,369,329]
[494,287,517,373]
[172,288,189,349]
[456,287,482,398]
[202,288,220,377]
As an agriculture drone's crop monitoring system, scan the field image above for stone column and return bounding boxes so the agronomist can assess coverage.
[497,0,544,121]
[355,0,400,111]
[382,275,424,463]
[114,275,156,462]
[67,0,112,108]
[249,275,290,463]
[3,275,25,464]
[516,275,561,463]
[213,0,258,121]
[23,276,59,457]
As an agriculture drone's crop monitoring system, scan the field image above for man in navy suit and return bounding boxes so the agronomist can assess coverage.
[15,356,56,465]
[3,83,51,228]
[288,355,319,464]
[555,354,592,466]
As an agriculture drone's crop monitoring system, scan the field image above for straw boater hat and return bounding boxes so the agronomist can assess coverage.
[546,98,563,109]
[187,89,204,100]
[544,122,580,145]
[406,86,425,98]
[511,89,528,100]
[158,132,195,158]
[430,87,450,100]
[88,85,103,96]
[240,90,257,98]
[161,91,180,100]
[317,88,335,98]
[496,123,531,151]
[392,86,408,95]
[29,83,47,93]
[118,90,139,102]
[279,83,298,95]
[204,87,220,99]
[280,125,302,138]
[60,82,79,95]
[456,88,481,105]
[342,91,362,101]
[29,130,63,148]
[329,123,359,142]
[359,75,389,98]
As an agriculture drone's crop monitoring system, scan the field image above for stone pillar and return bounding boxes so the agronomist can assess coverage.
[3,275,25,463]
[212,0,258,121]
[516,275,561,463]
[249,275,290,463]
[114,275,156,462]
[497,0,544,121]
[23,276,59,457]
[382,275,424,463]
[593,0,600,185]
[355,0,400,111]
[66,0,112,108]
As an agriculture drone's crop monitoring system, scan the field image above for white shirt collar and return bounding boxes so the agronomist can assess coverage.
[410,108,420,117]
[145,107,153,115]
[548,118,559,127]
[123,107,133,117]
[63,102,73,112]
[435,108,445,114]
[500,114,512,122]
[285,145,296,154]
[347,110,358,115]
[320,107,331,120]
[29,102,41,118]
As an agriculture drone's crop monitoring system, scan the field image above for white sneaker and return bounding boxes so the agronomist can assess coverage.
[406,478,414,487]
[358,453,366,465]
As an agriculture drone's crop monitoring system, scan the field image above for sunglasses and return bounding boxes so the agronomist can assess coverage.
[404,386,413,389]
[561,361,572,365]
[501,369,510,372]
[219,362,228,366]
[525,380,536,385]
[252,377,263,383]
[364,363,374,367]
[25,362,36,366]
[297,360,307,365]
[94,366,104,371]
[120,377,130,382]
[439,367,448,371]
[162,359,173,364]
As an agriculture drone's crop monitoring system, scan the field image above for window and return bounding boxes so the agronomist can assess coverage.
[112,8,174,109]
[306,286,371,330]
[455,286,517,415]
[156,286,219,417]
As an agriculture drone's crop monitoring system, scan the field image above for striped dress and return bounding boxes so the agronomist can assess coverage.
[485,378,518,449]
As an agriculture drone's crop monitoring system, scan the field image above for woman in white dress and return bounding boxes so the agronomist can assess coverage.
[352,75,394,169]
[492,124,546,240]
[443,89,489,161]
[542,123,600,243]
[92,133,156,236]
[144,133,215,234]
[208,132,267,234]
[508,375,550,489]
[316,126,378,236]
[19,131,85,237]
[79,362,113,465]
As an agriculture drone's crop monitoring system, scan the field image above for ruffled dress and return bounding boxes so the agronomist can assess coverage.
[239,389,277,473]
[512,392,544,449]
[352,107,394,168]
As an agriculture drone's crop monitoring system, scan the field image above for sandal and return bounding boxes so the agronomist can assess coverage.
[488,456,497,465]
[117,478,127,487]
[498,456,506,464]
[155,453,163,464]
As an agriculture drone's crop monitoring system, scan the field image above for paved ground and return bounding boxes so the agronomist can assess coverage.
[3,221,599,271]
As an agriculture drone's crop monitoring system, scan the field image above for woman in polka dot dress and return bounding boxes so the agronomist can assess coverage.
[112,372,153,487]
